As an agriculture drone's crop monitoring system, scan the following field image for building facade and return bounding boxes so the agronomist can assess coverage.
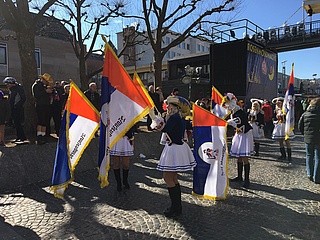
[116,27,211,86]
[0,16,79,85]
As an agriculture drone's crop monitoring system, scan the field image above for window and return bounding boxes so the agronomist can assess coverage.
[171,51,175,58]
[186,44,190,50]
[177,53,181,56]
[201,45,205,52]
[182,42,186,49]
[0,43,8,77]
[0,44,7,65]
[166,51,171,58]
[197,44,201,51]
[166,37,170,44]
[35,48,41,75]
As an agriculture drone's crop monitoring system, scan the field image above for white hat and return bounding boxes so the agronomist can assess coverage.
[272,97,284,104]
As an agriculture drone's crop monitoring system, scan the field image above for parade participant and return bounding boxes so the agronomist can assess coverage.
[147,84,161,131]
[248,99,265,156]
[271,97,294,163]
[110,127,135,192]
[223,93,254,188]
[298,97,320,184]
[155,96,196,217]
[32,73,54,145]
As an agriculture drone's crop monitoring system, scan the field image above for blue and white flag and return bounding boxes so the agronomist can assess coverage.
[51,82,100,198]
[211,86,228,119]
[98,42,151,188]
[193,104,228,200]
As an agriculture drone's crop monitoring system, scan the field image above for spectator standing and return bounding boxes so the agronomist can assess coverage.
[3,77,27,143]
[84,82,101,111]
[155,86,165,114]
[302,98,310,112]
[0,90,11,146]
[171,88,179,96]
[32,73,54,145]
[262,99,273,138]
[295,99,303,126]
[46,83,63,137]
[60,84,70,110]
[298,97,320,184]
[237,99,245,110]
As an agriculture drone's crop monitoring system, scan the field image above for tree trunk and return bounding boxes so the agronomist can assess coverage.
[153,53,163,89]
[16,29,38,141]
[79,57,88,90]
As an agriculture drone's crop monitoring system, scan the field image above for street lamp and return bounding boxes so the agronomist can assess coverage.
[281,60,287,95]
[312,73,317,94]
[181,65,202,100]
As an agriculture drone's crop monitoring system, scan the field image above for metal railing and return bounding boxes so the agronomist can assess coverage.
[213,19,320,49]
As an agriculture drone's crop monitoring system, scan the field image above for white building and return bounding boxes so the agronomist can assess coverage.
[116,27,211,85]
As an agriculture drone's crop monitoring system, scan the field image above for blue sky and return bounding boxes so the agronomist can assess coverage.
[236,0,320,79]
[104,0,319,80]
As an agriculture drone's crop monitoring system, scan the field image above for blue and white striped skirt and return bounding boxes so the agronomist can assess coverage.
[110,137,134,156]
[157,142,197,172]
[272,123,295,140]
[230,129,254,157]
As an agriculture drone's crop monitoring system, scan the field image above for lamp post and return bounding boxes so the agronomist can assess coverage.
[281,60,287,95]
[313,73,317,94]
[181,65,202,100]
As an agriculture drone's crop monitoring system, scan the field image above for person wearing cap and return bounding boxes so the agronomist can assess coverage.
[247,99,265,156]
[223,92,254,188]
[84,82,101,112]
[271,97,293,163]
[32,73,54,145]
[3,76,28,143]
[0,90,11,146]
[298,97,320,184]
[155,95,196,217]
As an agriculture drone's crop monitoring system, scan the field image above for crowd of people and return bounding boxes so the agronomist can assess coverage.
[1,74,99,146]
[1,74,319,218]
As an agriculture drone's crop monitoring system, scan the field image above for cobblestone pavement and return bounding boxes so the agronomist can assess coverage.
[0,132,320,240]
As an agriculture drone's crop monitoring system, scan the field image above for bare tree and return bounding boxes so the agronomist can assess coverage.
[49,0,127,90]
[123,0,239,88]
[0,0,57,137]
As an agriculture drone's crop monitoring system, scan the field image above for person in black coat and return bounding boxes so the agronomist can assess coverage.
[298,97,320,184]
[3,76,27,143]
[84,82,101,111]
[0,90,11,146]
[32,73,54,145]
